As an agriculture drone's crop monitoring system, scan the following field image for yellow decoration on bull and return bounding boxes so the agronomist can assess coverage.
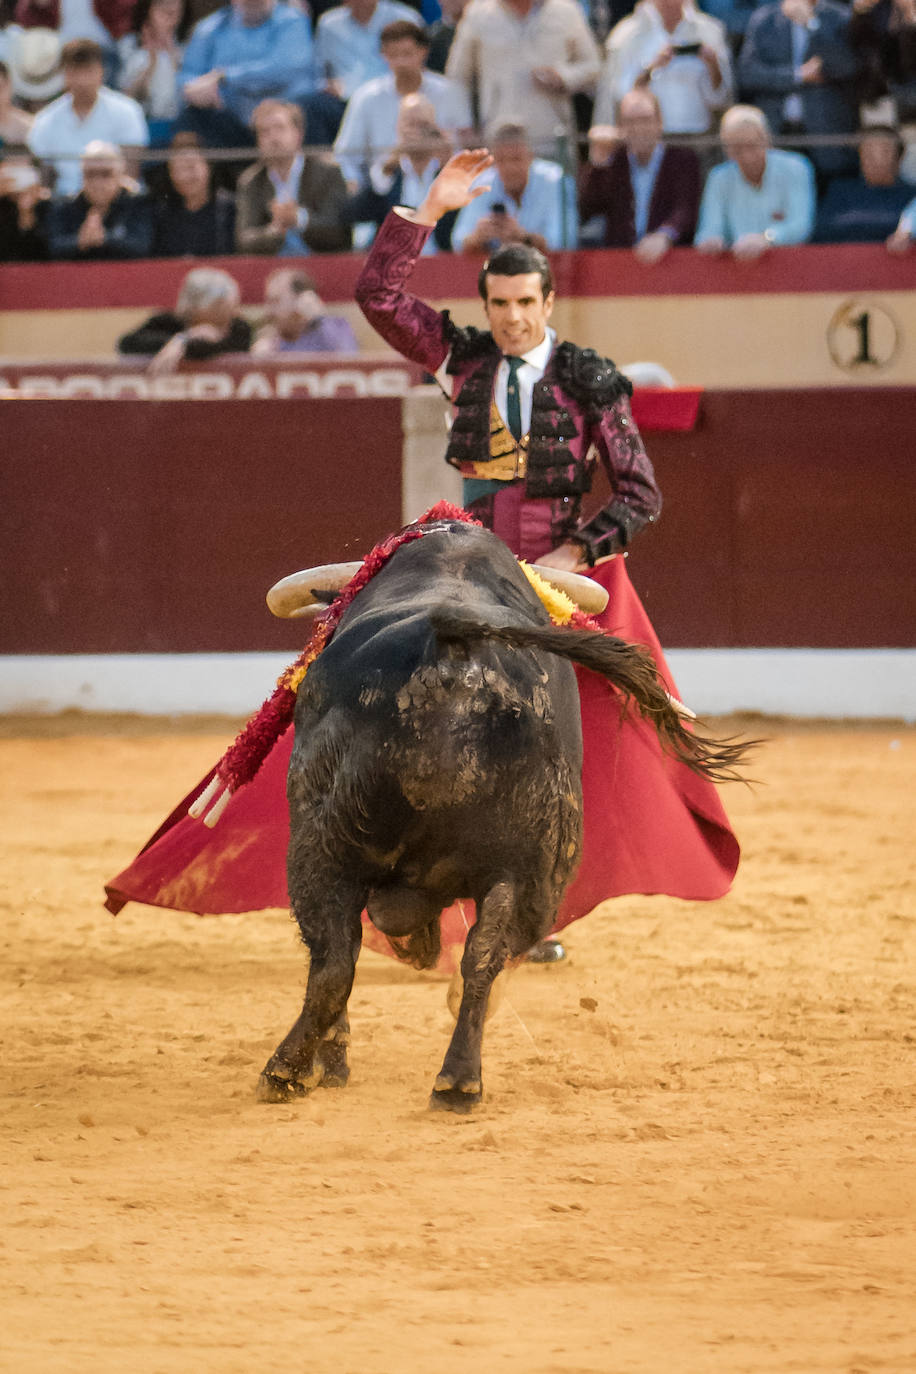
[517,561,577,625]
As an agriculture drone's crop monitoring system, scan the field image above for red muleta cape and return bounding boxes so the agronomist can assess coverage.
[104,556,739,971]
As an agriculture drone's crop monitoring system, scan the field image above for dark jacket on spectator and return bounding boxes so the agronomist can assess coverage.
[117,311,252,355]
[579,145,701,248]
[46,189,153,259]
[151,189,236,257]
[849,0,916,118]
[342,167,457,251]
[737,0,860,176]
[235,156,351,255]
[0,196,47,260]
[813,176,915,242]
[426,19,458,75]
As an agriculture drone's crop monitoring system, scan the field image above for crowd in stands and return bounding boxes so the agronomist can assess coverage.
[2,0,916,266]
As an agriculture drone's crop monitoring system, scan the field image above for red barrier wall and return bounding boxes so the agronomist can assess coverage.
[4,242,914,309]
[2,387,914,653]
[2,399,404,653]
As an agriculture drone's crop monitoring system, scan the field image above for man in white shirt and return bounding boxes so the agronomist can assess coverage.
[593,0,732,135]
[334,19,472,189]
[28,38,148,196]
[445,0,601,156]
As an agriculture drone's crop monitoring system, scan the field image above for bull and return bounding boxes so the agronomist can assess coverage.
[257,519,747,1113]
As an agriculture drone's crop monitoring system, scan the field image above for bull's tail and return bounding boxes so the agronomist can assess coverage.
[430,610,753,784]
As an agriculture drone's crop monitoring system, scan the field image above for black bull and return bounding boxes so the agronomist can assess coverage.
[258,521,747,1113]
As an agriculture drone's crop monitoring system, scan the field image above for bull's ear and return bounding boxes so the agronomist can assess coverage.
[266,562,364,618]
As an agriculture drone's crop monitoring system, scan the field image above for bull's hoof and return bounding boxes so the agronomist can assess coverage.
[256,1071,309,1102]
[429,1074,482,1114]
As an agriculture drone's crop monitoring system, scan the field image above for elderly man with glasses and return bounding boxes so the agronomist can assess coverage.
[45,139,152,258]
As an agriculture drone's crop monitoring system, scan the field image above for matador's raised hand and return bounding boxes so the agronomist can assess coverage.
[415,149,494,225]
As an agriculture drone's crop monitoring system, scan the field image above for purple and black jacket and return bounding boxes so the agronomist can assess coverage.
[355,210,662,564]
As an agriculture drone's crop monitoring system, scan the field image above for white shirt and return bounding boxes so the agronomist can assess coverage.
[494,328,555,435]
[445,0,601,150]
[28,87,149,195]
[268,151,310,233]
[594,0,732,134]
[334,70,472,186]
[117,35,185,120]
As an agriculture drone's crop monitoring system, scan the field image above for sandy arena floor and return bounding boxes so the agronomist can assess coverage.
[1,714,914,1374]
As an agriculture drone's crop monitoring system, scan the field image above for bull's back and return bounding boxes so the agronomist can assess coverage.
[292,524,582,827]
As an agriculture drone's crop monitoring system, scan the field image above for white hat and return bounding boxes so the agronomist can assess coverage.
[4,26,65,103]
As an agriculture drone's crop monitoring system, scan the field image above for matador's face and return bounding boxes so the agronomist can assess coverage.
[482,272,555,357]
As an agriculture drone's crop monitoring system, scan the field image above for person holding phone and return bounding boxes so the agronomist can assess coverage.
[0,147,49,259]
[450,122,578,253]
[594,0,733,138]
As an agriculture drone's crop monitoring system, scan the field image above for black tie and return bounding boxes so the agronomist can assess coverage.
[506,356,523,441]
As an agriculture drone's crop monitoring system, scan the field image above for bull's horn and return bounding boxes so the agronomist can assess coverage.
[534,568,609,615]
[267,562,364,618]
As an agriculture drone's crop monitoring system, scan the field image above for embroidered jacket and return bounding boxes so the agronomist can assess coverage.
[355,209,662,560]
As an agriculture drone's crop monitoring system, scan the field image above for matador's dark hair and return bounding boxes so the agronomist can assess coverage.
[477,242,553,302]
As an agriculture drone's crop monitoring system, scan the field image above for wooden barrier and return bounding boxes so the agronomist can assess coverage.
[2,386,913,655]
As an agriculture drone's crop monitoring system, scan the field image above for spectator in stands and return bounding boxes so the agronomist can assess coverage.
[342,90,457,249]
[0,57,35,144]
[446,0,601,158]
[2,27,65,115]
[0,145,48,257]
[886,191,916,249]
[117,0,191,145]
[150,129,235,253]
[252,267,360,352]
[28,38,148,195]
[45,137,153,256]
[314,0,418,101]
[737,0,860,179]
[849,0,916,124]
[813,126,915,241]
[578,88,701,255]
[12,0,134,79]
[334,20,471,189]
[695,103,815,256]
[426,0,470,73]
[451,120,578,251]
[117,264,251,372]
[235,98,351,253]
[178,0,316,149]
[593,0,732,139]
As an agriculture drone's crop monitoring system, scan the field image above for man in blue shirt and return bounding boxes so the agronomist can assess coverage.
[695,102,815,258]
[178,0,318,148]
[315,0,419,100]
[451,122,579,252]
